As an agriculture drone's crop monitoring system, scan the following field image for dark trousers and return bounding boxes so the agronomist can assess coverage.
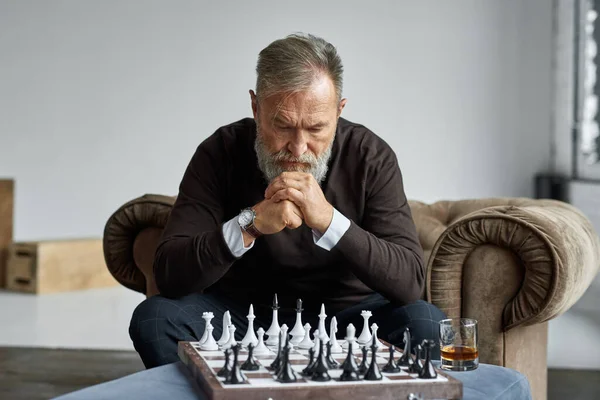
[129,292,447,369]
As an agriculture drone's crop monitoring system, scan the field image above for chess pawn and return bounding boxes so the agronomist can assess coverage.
[224,344,246,384]
[253,327,272,355]
[418,340,438,379]
[199,323,219,351]
[357,310,372,345]
[222,324,237,349]
[325,341,340,369]
[317,303,330,342]
[408,344,424,374]
[241,304,258,348]
[265,294,281,346]
[311,329,320,354]
[382,345,400,373]
[342,322,356,350]
[276,336,298,383]
[289,299,305,345]
[280,324,293,350]
[301,347,317,376]
[329,317,342,354]
[311,331,331,382]
[363,335,383,381]
[240,343,260,371]
[370,323,384,350]
[217,348,232,378]
[297,323,314,349]
[198,312,214,345]
[396,327,414,368]
[357,345,369,375]
[339,341,360,381]
[217,311,231,346]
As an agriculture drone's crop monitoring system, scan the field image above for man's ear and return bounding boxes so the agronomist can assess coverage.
[337,98,347,117]
[250,90,258,119]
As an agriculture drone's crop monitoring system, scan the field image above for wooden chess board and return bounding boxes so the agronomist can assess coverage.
[178,340,463,400]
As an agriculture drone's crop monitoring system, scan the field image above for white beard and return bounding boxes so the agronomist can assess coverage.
[254,126,333,184]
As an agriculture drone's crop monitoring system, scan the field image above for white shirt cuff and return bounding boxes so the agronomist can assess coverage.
[313,208,351,251]
[222,216,254,258]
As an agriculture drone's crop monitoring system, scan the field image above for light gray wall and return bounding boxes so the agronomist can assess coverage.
[0,0,553,241]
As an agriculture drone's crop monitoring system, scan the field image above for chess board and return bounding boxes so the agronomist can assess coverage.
[178,340,463,400]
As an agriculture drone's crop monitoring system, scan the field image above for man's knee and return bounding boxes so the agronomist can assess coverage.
[384,300,447,357]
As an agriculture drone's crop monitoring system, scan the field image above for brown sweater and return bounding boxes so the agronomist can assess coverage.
[154,117,425,314]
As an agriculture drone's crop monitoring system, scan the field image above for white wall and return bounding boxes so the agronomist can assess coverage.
[0,0,553,242]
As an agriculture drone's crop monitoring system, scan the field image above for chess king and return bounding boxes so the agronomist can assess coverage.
[129,32,447,368]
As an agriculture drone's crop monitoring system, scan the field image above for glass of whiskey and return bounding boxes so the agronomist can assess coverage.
[439,318,478,371]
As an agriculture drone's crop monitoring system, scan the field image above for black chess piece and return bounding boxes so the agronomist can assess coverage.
[240,343,260,371]
[418,340,438,379]
[382,345,400,373]
[339,341,360,381]
[217,348,232,378]
[408,344,424,374]
[276,343,298,383]
[363,335,383,380]
[311,337,331,382]
[275,334,293,376]
[225,344,246,384]
[396,327,414,369]
[357,345,369,375]
[301,348,316,376]
[325,341,340,369]
[270,330,283,372]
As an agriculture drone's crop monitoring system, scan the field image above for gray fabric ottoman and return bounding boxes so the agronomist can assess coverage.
[52,361,532,400]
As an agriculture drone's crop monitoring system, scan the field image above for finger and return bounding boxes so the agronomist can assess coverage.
[284,208,304,229]
[271,188,305,207]
[265,173,306,199]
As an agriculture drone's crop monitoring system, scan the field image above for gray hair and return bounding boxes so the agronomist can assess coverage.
[255,33,344,104]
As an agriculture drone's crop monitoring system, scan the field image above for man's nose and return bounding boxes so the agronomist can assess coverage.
[287,131,308,158]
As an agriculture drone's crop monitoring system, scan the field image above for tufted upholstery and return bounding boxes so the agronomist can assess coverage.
[103,195,600,400]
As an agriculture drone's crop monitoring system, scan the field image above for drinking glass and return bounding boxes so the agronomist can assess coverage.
[439,318,478,371]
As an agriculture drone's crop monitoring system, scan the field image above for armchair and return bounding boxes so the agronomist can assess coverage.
[103,195,600,400]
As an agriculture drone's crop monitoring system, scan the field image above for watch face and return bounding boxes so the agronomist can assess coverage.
[238,209,253,226]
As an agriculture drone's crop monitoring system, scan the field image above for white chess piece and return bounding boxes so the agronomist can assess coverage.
[312,329,321,354]
[241,304,258,348]
[253,327,272,355]
[289,299,305,345]
[217,311,231,345]
[357,310,372,345]
[344,323,357,346]
[329,316,343,353]
[222,324,237,349]
[198,312,214,345]
[265,294,281,346]
[297,323,314,349]
[279,324,293,350]
[370,323,383,349]
[317,303,330,342]
[221,324,237,349]
[199,323,219,350]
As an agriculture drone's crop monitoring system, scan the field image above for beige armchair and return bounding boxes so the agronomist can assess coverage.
[103,194,600,400]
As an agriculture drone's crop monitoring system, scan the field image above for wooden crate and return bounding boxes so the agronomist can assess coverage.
[5,238,119,294]
[0,179,14,288]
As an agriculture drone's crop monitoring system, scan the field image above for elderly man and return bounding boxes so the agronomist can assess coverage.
[129,33,446,369]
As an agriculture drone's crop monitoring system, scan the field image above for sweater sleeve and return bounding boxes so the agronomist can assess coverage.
[333,147,425,305]
[154,137,238,298]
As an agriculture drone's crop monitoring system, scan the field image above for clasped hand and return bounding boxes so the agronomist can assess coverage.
[253,172,333,235]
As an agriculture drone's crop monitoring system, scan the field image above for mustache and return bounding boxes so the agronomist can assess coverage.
[271,150,317,165]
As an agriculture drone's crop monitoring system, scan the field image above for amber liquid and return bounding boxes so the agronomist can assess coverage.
[441,345,478,361]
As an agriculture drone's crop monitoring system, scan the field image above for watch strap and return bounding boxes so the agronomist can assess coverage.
[243,222,263,239]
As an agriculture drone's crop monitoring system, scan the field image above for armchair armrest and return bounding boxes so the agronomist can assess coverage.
[426,198,600,330]
[103,194,175,295]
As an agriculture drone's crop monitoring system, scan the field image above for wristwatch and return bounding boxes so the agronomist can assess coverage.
[237,207,263,239]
